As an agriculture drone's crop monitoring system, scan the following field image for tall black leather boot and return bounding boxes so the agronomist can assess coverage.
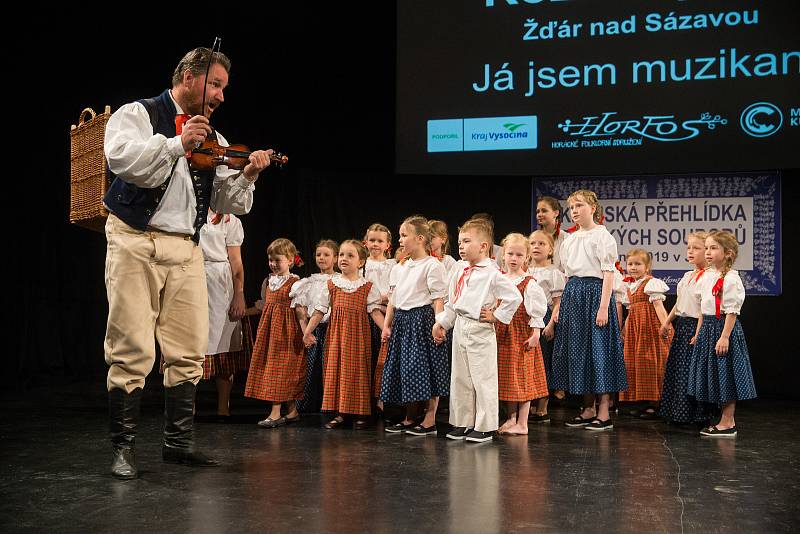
[162,381,219,466]
[109,387,142,479]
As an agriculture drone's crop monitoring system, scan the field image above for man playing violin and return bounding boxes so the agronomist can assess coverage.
[102,46,272,479]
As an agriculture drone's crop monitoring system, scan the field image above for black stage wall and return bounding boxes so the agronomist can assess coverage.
[17,4,797,399]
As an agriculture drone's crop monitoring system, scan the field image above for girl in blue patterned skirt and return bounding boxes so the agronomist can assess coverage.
[688,231,756,438]
[380,216,449,436]
[659,232,715,425]
[551,190,627,431]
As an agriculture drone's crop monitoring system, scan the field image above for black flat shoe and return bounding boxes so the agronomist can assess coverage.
[585,418,614,431]
[564,415,595,428]
[406,424,437,436]
[162,447,219,466]
[700,425,737,437]
[384,421,415,433]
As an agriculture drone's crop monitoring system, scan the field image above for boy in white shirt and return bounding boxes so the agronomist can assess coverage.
[432,219,522,442]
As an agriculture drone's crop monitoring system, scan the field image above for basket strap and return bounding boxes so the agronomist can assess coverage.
[78,108,96,126]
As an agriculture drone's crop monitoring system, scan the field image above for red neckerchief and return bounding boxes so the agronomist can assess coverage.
[694,268,706,283]
[453,264,485,303]
[711,275,724,318]
[175,114,192,158]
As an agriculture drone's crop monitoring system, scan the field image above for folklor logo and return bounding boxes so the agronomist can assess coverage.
[740,102,783,138]
[427,115,537,152]
[551,111,727,149]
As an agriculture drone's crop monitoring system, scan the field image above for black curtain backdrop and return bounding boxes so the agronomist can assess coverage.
[16,4,796,399]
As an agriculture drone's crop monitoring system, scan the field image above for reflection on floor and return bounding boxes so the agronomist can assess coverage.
[1,382,797,533]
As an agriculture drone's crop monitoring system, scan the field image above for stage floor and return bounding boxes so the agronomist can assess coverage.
[1,383,797,533]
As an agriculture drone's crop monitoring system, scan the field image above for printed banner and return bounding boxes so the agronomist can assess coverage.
[532,173,781,295]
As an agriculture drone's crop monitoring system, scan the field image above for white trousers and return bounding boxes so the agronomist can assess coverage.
[449,316,499,432]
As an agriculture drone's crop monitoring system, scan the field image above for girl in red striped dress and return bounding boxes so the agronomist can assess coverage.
[303,240,385,429]
[618,248,671,417]
[495,233,548,435]
[244,238,307,429]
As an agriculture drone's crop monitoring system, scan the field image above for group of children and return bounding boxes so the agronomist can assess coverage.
[238,189,757,441]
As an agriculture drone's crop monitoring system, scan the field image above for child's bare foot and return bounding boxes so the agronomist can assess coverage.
[502,424,528,435]
[554,390,566,400]
[498,419,515,434]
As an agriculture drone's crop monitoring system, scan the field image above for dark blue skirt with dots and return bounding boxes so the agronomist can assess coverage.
[380,305,450,404]
[369,315,382,371]
[687,315,756,404]
[541,307,555,387]
[659,317,714,423]
[297,322,328,413]
[551,276,627,394]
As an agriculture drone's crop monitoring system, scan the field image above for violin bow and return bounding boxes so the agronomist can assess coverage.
[201,37,222,119]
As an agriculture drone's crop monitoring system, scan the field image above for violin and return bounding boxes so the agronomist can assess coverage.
[187,37,288,172]
[190,139,288,171]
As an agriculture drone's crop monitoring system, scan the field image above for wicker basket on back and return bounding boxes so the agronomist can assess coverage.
[70,106,111,232]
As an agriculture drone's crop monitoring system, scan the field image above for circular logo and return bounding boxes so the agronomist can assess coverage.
[740,102,783,138]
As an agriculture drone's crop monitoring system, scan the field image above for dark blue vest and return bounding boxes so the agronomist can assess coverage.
[103,89,215,243]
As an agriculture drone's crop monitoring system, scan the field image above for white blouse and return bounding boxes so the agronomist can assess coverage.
[268,273,299,292]
[290,273,333,323]
[390,256,448,310]
[199,213,243,263]
[435,259,523,331]
[528,265,566,307]
[507,275,548,328]
[365,258,397,297]
[560,226,618,278]
[440,254,457,274]
[314,275,383,315]
[620,277,669,307]
[613,270,626,302]
[675,269,708,318]
[694,268,746,316]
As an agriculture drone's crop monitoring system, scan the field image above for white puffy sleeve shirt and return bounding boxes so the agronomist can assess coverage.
[314,275,383,315]
[365,258,397,297]
[104,96,255,234]
[696,269,746,316]
[529,265,566,307]
[622,277,669,307]
[560,226,618,278]
[290,273,333,322]
[435,259,522,331]
[675,269,706,318]
[508,275,548,328]
[390,256,448,310]
[644,278,669,303]
[614,270,627,304]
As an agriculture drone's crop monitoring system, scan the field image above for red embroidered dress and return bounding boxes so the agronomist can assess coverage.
[496,277,549,401]
[245,277,306,402]
[322,280,374,415]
